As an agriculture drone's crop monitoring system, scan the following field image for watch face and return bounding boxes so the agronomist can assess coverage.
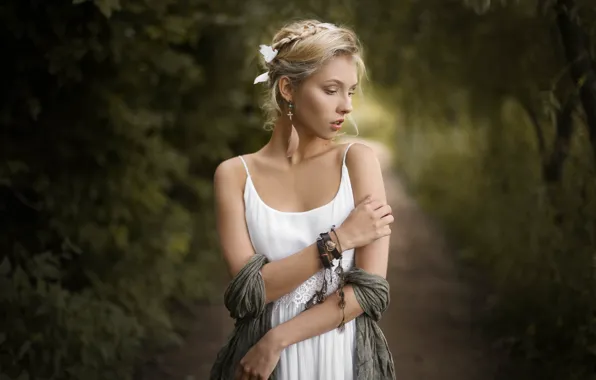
[325,240,336,251]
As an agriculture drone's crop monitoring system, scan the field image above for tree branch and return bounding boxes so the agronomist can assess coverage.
[519,100,547,158]
[543,94,577,183]
[555,0,596,163]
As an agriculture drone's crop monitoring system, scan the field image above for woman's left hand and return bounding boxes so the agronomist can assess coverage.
[235,331,283,380]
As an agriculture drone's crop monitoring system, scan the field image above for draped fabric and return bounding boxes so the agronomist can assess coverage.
[210,254,396,380]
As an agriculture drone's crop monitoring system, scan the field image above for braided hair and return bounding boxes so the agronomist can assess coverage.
[271,21,333,51]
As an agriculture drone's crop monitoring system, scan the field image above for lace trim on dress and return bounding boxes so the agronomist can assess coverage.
[273,258,353,311]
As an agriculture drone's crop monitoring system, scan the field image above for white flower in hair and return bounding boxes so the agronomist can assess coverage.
[253,72,269,84]
[259,44,278,63]
[254,45,278,84]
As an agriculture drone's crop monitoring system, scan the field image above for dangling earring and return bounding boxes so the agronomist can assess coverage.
[286,101,299,158]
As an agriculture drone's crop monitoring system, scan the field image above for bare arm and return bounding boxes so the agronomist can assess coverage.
[214,157,327,304]
[265,143,391,348]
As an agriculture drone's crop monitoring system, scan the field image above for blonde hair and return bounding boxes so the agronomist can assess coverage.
[257,19,366,129]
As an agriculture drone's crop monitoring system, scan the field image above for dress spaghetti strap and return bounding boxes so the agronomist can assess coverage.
[238,156,250,177]
[342,142,356,166]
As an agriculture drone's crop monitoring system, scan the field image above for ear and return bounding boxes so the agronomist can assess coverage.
[278,76,293,103]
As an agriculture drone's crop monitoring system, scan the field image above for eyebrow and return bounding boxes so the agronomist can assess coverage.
[324,79,359,88]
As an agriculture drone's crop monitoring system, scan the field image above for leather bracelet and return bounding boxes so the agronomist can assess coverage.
[316,237,332,268]
[320,231,341,260]
[330,225,343,254]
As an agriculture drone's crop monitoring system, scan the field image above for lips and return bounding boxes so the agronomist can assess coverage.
[331,119,344,131]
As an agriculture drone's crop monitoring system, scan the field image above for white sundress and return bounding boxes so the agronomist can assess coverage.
[238,143,357,380]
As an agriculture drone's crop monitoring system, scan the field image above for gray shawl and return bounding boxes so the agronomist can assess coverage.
[210,254,396,379]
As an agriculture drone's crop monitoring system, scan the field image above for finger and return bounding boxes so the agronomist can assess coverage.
[380,225,392,237]
[374,204,392,218]
[237,366,250,380]
[366,199,384,211]
[380,213,394,225]
[381,214,395,225]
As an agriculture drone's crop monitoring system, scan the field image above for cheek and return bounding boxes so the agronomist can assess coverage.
[299,91,330,120]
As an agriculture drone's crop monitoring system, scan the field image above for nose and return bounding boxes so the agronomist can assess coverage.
[339,95,353,115]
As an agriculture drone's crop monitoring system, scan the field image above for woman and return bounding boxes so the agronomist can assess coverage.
[211,20,395,380]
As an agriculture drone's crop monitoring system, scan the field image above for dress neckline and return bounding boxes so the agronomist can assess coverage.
[244,163,346,216]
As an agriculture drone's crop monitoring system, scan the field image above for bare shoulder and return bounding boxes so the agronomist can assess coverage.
[213,155,258,277]
[343,141,379,165]
[344,141,383,176]
[343,142,386,203]
[213,155,250,191]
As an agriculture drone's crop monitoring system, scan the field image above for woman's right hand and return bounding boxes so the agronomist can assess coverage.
[334,195,393,251]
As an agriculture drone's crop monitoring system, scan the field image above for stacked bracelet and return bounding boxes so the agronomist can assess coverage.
[307,226,348,331]
[330,226,343,254]
[330,225,346,331]
[306,237,331,309]
[319,231,341,260]
[316,237,332,269]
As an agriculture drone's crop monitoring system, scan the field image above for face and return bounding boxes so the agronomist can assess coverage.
[289,55,358,139]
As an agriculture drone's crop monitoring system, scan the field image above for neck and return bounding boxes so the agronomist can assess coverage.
[264,119,333,164]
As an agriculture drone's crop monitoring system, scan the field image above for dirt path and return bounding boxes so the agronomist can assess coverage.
[139,139,503,380]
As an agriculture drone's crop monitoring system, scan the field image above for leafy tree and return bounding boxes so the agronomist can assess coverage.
[0,0,268,378]
[349,1,596,377]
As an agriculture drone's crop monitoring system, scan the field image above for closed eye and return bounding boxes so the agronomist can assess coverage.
[325,89,356,96]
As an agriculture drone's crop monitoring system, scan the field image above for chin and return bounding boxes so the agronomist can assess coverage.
[319,131,338,141]
[306,124,339,140]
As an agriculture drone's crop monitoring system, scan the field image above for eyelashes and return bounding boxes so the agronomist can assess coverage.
[324,89,356,96]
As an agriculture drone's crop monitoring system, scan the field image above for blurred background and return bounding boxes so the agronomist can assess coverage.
[2,0,596,379]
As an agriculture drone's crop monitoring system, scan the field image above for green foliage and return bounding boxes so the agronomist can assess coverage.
[376,1,596,378]
[0,0,269,378]
[0,0,370,376]
[5,0,596,378]
[400,102,596,379]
